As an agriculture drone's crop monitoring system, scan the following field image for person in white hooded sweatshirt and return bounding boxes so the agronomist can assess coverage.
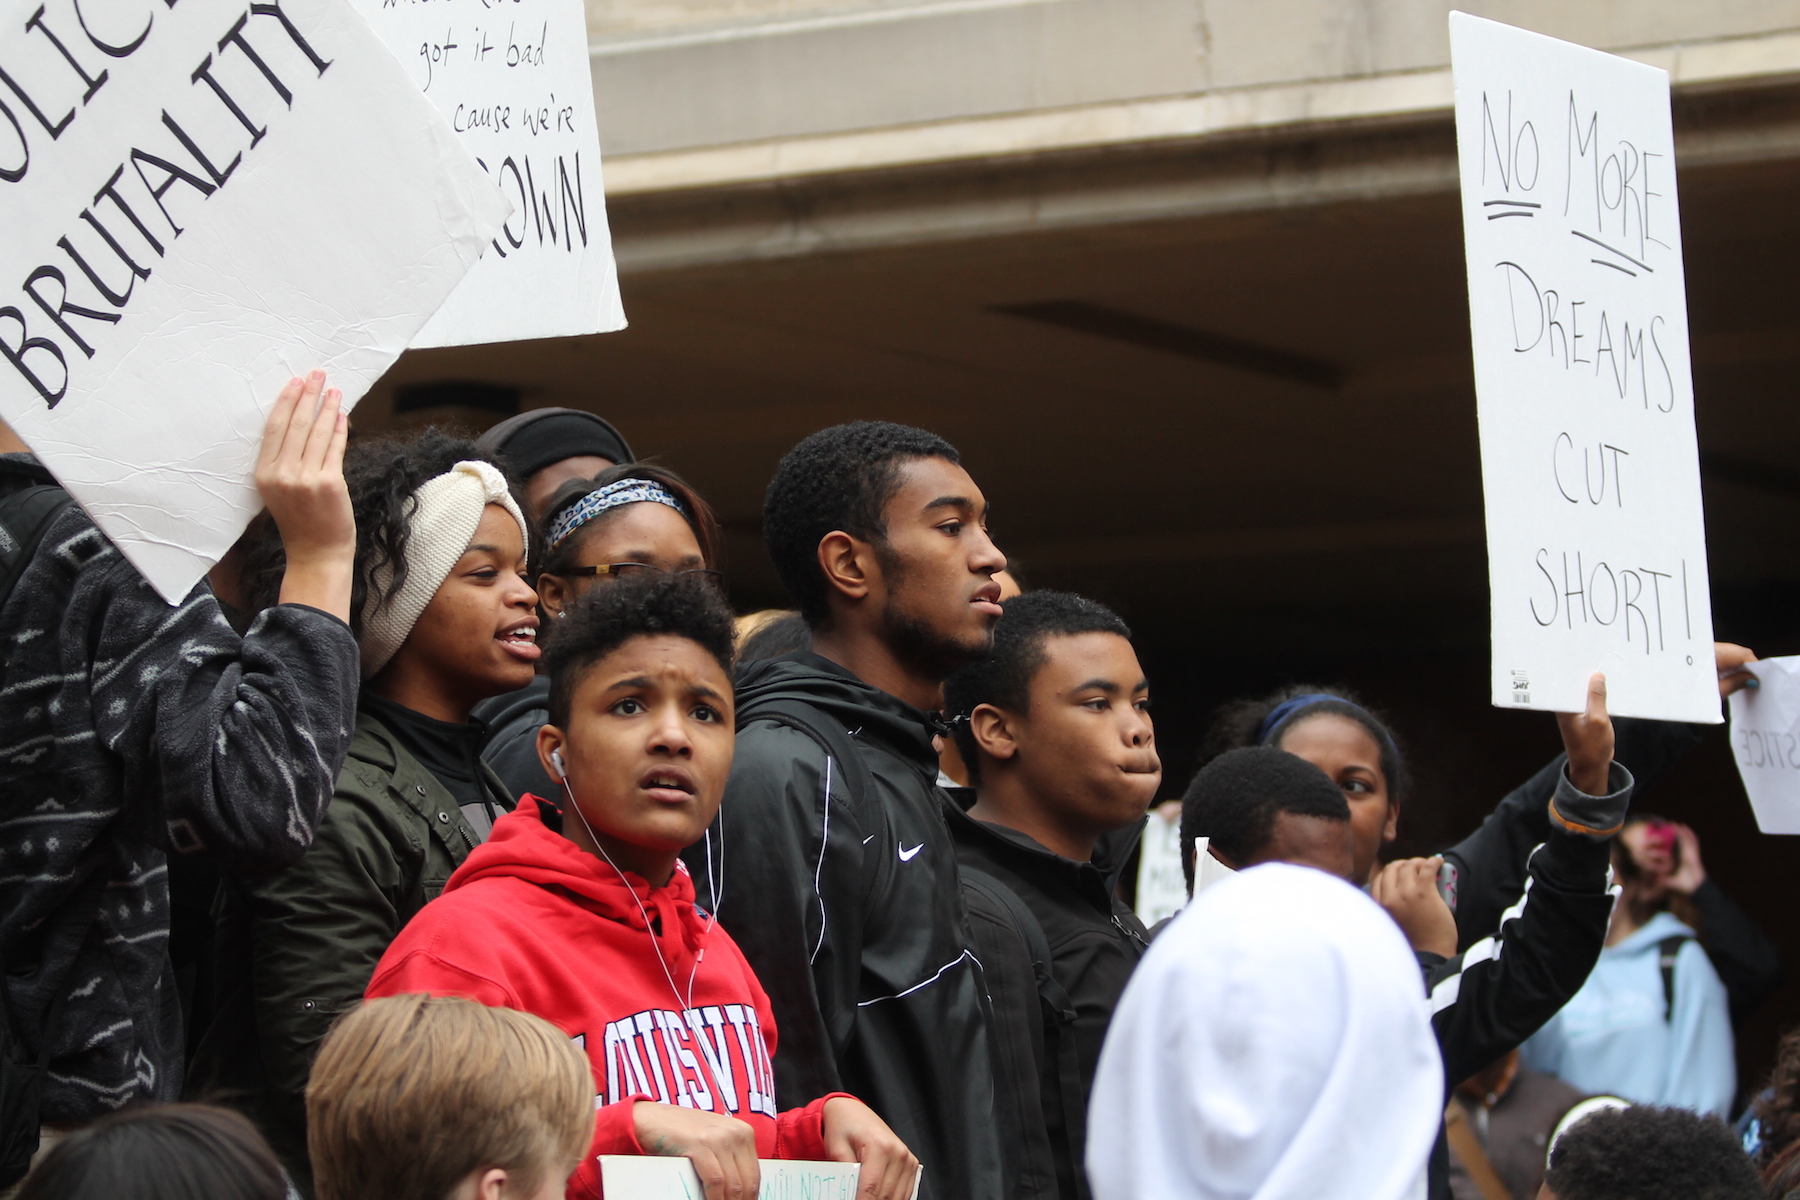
[1085,860,1443,1200]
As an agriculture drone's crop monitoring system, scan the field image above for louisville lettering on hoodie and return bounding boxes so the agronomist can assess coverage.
[367,796,845,1199]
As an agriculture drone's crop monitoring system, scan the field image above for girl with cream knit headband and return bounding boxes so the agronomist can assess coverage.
[475,460,725,804]
[189,430,542,1191]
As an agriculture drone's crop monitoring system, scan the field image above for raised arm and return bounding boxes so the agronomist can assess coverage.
[92,373,358,877]
[1408,675,1633,1084]
[1442,649,1753,949]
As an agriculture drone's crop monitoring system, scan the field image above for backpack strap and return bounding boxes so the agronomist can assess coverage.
[0,468,75,607]
[960,866,1091,1200]
[1658,934,1695,1024]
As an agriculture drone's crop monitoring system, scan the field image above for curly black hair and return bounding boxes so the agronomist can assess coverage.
[1754,1027,1800,1171]
[539,461,723,577]
[544,572,736,727]
[1198,683,1408,803]
[1544,1105,1763,1200]
[942,591,1131,784]
[236,428,528,637]
[762,421,960,625]
[1178,746,1349,888]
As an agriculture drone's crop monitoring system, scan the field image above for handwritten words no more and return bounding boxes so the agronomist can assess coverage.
[1479,87,1691,659]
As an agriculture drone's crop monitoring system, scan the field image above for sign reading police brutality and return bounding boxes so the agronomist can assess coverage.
[1450,12,1719,724]
[0,0,510,602]
[357,0,625,347]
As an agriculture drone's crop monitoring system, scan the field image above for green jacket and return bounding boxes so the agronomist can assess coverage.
[189,709,510,1193]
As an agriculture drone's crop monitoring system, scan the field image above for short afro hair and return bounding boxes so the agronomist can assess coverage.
[544,572,736,727]
[943,591,1132,784]
[1180,747,1348,889]
[1544,1105,1763,1200]
[762,421,960,625]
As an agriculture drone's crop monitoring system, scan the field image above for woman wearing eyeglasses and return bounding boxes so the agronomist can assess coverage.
[478,462,725,804]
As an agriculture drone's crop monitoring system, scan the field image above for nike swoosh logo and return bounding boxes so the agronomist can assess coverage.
[898,843,923,862]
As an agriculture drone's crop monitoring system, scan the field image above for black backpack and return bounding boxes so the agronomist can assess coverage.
[0,457,78,1186]
[959,867,1092,1200]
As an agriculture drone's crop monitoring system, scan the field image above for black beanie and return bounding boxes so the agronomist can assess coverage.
[475,408,634,479]
[1181,746,1348,868]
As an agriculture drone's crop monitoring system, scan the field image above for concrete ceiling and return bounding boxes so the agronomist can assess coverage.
[358,147,1800,657]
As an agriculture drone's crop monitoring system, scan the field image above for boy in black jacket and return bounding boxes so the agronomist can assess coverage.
[683,422,1007,1200]
[941,591,1158,1200]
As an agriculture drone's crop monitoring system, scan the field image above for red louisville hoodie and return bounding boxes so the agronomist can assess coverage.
[366,796,841,1198]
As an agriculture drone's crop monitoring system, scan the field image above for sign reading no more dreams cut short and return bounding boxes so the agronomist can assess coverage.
[1450,12,1719,724]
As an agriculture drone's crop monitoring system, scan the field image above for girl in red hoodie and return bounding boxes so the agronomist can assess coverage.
[367,572,918,1200]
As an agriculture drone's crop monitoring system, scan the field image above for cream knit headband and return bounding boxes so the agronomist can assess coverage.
[360,460,529,679]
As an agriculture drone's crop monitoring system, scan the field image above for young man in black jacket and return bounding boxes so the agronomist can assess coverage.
[684,422,1007,1200]
[940,592,1159,1200]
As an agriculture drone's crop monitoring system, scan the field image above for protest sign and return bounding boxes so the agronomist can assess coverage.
[599,1157,922,1200]
[355,0,625,347]
[0,0,510,602]
[1450,12,1718,723]
[1729,657,1800,834]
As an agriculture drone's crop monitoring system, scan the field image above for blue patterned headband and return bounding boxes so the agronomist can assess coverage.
[546,479,688,552]
[1255,693,1396,757]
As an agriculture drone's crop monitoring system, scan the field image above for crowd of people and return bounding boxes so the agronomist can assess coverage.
[0,374,1792,1200]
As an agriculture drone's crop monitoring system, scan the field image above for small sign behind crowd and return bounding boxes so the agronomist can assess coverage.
[1451,12,1719,724]
[0,0,510,601]
[1730,658,1800,835]
[352,0,625,347]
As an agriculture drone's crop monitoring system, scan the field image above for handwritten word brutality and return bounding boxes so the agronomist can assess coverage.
[1452,13,1717,723]
[0,2,330,407]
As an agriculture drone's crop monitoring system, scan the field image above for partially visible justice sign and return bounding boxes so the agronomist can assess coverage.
[0,0,510,602]
[1729,657,1800,835]
[355,0,626,347]
[1450,11,1718,723]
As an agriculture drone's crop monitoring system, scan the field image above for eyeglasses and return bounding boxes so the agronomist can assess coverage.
[558,563,724,588]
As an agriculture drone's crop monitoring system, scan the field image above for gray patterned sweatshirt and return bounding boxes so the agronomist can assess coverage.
[0,455,358,1122]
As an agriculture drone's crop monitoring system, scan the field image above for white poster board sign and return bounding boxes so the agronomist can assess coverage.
[356,0,625,347]
[1729,657,1800,834]
[1450,12,1718,723]
[600,1157,921,1200]
[0,0,510,602]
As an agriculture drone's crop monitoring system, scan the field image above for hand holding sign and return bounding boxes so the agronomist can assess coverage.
[821,1096,921,1200]
[255,369,352,621]
[1555,671,1614,797]
[632,1101,761,1200]
[1716,641,1761,699]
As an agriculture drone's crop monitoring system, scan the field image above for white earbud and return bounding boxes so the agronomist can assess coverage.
[550,747,565,779]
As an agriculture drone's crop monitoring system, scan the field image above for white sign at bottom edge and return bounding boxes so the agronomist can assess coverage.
[598,1157,922,1200]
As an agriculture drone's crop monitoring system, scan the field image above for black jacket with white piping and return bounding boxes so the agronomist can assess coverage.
[681,652,1006,1200]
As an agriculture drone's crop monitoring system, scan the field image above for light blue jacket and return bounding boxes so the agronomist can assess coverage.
[1521,910,1735,1116]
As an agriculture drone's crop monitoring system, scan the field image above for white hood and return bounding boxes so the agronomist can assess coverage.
[1086,862,1443,1200]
